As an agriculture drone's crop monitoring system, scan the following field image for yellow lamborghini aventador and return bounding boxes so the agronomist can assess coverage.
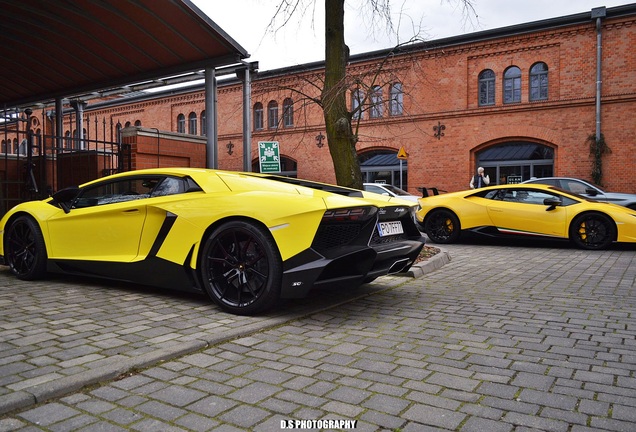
[0,168,425,315]
[416,183,636,250]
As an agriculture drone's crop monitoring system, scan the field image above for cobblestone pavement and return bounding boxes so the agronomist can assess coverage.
[1,239,636,431]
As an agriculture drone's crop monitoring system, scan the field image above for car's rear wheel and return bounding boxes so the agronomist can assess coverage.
[425,209,461,244]
[4,215,47,280]
[569,213,615,250]
[200,220,282,315]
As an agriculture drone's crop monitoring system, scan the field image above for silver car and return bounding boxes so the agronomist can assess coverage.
[521,177,636,209]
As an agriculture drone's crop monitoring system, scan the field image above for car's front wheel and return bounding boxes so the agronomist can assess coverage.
[4,215,47,280]
[425,209,461,244]
[569,213,615,250]
[200,220,282,315]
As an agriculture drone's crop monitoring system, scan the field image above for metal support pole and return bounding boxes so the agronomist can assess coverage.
[205,67,218,169]
[242,67,252,171]
[55,98,63,151]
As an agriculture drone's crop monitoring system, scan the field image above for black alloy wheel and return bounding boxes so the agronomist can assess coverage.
[5,215,47,280]
[200,220,282,315]
[569,213,615,250]
[425,209,461,244]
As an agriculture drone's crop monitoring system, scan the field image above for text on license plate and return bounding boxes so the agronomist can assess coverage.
[377,221,404,237]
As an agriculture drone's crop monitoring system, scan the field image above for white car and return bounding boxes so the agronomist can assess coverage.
[363,183,421,203]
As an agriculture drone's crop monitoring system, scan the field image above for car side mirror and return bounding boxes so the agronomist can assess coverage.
[585,187,598,196]
[52,186,80,214]
[543,197,561,211]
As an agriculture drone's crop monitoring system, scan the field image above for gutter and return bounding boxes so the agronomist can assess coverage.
[593,7,607,141]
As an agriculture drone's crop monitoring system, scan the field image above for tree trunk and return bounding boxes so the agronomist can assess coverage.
[323,0,363,189]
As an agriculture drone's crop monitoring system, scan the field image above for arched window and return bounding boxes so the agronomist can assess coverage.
[177,114,186,133]
[478,69,495,106]
[283,98,294,127]
[530,62,548,101]
[268,100,278,129]
[369,86,383,118]
[124,121,131,128]
[134,120,141,126]
[200,110,206,136]
[351,89,364,120]
[503,66,521,104]
[253,103,263,130]
[188,112,197,135]
[389,83,403,116]
[1,140,6,153]
[115,123,122,144]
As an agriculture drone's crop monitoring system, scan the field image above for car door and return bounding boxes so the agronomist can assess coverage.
[485,188,567,237]
[45,176,159,261]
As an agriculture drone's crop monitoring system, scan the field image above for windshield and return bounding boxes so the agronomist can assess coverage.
[381,184,411,196]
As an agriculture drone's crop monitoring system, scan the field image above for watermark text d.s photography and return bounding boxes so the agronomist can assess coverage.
[281,419,358,429]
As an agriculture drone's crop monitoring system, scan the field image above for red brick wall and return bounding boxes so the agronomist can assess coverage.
[121,128,206,170]
[81,12,636,194]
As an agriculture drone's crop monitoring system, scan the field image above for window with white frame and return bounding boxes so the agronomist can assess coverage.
[369,86,383,118]
[389,83,403,116]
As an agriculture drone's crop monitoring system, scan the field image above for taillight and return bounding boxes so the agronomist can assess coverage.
[322,206,377,222]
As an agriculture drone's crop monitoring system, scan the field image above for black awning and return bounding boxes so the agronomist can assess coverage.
[478,142,554,161]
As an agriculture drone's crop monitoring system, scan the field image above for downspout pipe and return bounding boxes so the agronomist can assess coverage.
[592,7,606,141]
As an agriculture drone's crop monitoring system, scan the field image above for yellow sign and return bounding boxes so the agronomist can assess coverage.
[397,147,408,160]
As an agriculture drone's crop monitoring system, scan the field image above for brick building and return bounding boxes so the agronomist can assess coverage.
[18,3,636,196]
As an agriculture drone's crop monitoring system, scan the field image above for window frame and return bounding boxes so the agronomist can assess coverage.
[389,82,403,116]
[253,102,263,131]
[267,100,278,129]
[529,62,549,101]
[369,86,383,119]
[177,114,186,134]
[351,89,364,120]
[503,66,522,104]
[188,112,197,135]
[478,69,496,106]
[200,110,207,136]
[282,98,294,128]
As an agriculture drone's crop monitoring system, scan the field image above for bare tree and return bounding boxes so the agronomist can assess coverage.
[268,0,476,188]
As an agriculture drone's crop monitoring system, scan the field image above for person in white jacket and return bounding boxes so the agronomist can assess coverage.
[470,167,490,189]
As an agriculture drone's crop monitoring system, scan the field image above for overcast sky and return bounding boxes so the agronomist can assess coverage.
[193,0,633,71]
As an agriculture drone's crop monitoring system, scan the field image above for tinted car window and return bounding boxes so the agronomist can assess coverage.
[151,177,185,197]
[560,179,590,195]
[486,188,568,206]
[528,178,558,187]
[365,185,388,195]
[74,176,164,208]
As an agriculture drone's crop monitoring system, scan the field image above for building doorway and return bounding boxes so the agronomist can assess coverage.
[359,150,408,190]
[476,142,554,185]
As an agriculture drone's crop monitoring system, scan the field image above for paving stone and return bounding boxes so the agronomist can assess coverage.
[2,242,636,431]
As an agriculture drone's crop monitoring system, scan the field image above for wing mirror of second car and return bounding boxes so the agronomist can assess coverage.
[543,197,562,211]
[585,187,598,196]
[52,186,81,214]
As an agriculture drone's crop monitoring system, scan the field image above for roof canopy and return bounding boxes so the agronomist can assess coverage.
[0,0,248,108]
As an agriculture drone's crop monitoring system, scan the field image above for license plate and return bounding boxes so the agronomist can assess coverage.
[377,221,404,237]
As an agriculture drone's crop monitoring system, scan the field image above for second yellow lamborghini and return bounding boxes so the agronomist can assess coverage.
[416,183,636,250]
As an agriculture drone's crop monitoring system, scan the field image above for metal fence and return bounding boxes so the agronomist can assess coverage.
[1,108,130,217]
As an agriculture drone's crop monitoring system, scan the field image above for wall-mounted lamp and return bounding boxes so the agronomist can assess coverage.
[315,133,325,148]
[226,141,234,155]
[433,121,446,140]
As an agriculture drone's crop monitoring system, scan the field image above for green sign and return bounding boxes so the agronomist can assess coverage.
[258,141,281,173]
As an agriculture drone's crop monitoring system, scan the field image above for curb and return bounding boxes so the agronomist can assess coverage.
[400,248,452,278]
